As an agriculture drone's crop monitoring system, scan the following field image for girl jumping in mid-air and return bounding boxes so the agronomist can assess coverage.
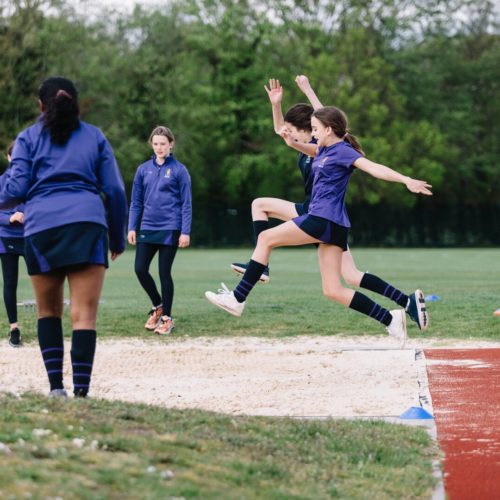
[206,105,432,346]
[128,126,192,335]
[231,76,428,330]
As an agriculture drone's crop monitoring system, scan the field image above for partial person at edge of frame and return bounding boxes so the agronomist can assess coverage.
[206,103,432,348]
[128,125,192,336]
[0,76,128,398]
[0,142,26,347]
[231,75,428,331]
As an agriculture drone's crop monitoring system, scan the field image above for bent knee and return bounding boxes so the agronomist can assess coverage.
[134,264,149,277]
[256,229,276,248]
[251,198,267,212]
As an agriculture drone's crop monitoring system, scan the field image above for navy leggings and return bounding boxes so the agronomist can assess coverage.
[134,243,178,316]
[1,253,22,324]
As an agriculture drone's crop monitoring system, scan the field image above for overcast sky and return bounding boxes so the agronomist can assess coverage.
[71,0,500,16]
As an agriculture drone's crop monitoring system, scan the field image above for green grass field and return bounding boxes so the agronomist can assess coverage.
[11,247,500,341]
[0,394,437,499]
[2,248,498,498]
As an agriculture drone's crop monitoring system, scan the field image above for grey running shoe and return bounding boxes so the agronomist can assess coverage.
[230,261,270,283]
[406,290,428,331]
[386,309,408,349]
[49,389,68,398]
[8,328,21,348]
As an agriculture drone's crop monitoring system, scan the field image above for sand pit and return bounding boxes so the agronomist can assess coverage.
[2,335,499,417]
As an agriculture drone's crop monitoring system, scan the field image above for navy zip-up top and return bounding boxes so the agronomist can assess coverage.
[0,120,128,253]
[128,155,192,235]
[0,203,25,238]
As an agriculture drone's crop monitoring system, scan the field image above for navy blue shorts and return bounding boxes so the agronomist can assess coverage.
[25,222,108,275]
[293,214,349,250]
[294,199,310,216]
[0,237,24,255]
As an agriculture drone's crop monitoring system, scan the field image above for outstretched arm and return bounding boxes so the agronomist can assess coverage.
[353,157,433,195]
[264,78,285,134]
[295,75,324,110]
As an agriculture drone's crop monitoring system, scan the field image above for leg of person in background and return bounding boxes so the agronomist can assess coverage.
[134,243,163,330]
[341,249,428,330]
[1,253,22,347]
[30,270,66,397]
[231,198,299,283]
[210,221,316,316]
[154,245,178,335]
[67,264,105,398]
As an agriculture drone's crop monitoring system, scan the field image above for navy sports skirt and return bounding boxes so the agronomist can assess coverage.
[0,237,24,255]
[25,222,108,275]
[137,229,180,246]
[293,213,349,250]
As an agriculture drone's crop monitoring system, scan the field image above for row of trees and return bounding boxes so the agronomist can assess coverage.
[1,0,499,245]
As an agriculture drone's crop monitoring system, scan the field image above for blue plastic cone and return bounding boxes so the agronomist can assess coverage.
[399,406,433,419]
[425,294,440,302]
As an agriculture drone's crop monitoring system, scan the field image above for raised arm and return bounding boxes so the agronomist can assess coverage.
[264,78,285,134]
[295,75,324,110]
[353,157,433,195]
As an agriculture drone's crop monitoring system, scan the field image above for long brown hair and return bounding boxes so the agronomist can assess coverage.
[312,107,364,156]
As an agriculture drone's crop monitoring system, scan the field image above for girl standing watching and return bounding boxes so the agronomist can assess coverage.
[0,142,26,347]
[206,106,432,346]
[0,76,128,397]
[128,126,192,335]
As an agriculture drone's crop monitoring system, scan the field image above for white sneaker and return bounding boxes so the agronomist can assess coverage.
[205,283,245,317]
[386,309,407,348]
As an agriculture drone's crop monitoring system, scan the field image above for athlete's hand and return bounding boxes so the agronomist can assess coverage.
[179,234,190,248]
[279,126,296,147]
[295,75,312,94]
[127,230,136,245]
[111,251,122,261]
[9,211,24,224]
[405,178,433,195]
[264,78,283,105]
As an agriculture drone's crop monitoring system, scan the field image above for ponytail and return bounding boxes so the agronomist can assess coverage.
[39,77,80,145]
[343,132,364,156]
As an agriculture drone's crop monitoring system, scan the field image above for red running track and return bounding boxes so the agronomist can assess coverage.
[425,349,500,499]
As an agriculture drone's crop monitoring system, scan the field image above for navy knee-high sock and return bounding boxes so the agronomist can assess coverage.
[38,317,64,391]
[233,259,267,303]
[349,291,392,326]
[359,273,409,308]
[71,330,96,397]
[253,220,269,243]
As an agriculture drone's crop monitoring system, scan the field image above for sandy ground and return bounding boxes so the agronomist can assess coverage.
[2,335,500,417]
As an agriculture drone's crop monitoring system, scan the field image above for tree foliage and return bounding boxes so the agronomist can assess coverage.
[0,0,498,244]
